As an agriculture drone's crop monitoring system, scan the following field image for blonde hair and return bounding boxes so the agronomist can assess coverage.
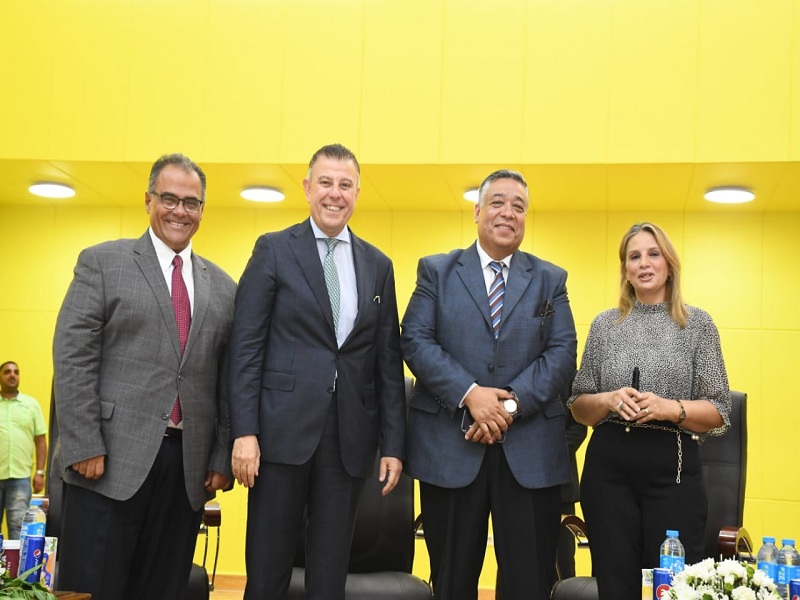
[617,222,688,328]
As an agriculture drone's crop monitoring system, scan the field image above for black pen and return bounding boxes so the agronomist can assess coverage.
[632,366,640,391]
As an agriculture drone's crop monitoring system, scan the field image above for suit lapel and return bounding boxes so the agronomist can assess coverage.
[346,230,376,343]
[132,232,182,360]
[288,222,337,334]
[456,244,494,332]
[184,254,210,362]
[502,251,534,321]
[456,245,535,335]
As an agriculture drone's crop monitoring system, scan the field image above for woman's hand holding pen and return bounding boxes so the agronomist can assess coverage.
[609,387,644,420]
[612,389,675,423]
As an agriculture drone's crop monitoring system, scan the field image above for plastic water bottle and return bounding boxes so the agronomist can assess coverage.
[659,529,686,575]
[18,498,46,548]
[757,536,779,583]
[776,538,800,600]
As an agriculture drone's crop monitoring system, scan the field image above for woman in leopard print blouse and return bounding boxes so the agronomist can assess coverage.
[568,222,731,600]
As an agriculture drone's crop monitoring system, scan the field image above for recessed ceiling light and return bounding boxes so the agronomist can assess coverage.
[241,187,285,203]
[463,188,479,203]
[29,182,75,199]
[704,187,755,204]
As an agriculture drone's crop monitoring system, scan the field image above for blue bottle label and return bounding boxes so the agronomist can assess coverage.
[776,562,797,585]
[757,560,778,581]
[659,555,685,574]
[21,522,45,538]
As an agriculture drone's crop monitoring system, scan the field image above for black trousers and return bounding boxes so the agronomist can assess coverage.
[421,444,561,600]
[580,423,706,600]
[57,435,203,600]
[243,395,366,600]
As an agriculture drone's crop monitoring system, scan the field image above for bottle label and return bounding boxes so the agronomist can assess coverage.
[776,562,798,585]
[20,522,46,538]
[757,560,778,581]
[659,555,685,574]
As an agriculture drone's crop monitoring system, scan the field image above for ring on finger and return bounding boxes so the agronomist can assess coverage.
[616,400,624,410]
[643,408,649,414]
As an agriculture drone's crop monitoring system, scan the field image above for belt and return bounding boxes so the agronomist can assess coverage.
[164,428,183,438]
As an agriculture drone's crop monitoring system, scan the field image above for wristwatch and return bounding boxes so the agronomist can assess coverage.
[503,394,520,418]
[35,469,45,476]
[676,400,686,424]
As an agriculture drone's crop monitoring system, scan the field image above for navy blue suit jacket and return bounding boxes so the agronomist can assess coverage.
[228,220,406,478]
[401,243,577,489]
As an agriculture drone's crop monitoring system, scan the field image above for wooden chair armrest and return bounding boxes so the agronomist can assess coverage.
[561,514,590,549]
[203,501,221,528]
[718,525,754,561]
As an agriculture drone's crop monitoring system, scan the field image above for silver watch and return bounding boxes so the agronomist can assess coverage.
[503,397,519,418]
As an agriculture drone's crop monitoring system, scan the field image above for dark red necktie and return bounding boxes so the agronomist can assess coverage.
[171,255,191,424]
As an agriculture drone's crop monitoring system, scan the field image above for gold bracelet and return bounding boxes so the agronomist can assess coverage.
[676,399,686,424]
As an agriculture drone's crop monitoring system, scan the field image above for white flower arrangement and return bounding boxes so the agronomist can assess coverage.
[667,558,780,600]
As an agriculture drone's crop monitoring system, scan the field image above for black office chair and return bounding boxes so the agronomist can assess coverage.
[550,391,750,600]
[287,451,431,600]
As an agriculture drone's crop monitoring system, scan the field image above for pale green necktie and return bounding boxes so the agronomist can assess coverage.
[323,238,341,331]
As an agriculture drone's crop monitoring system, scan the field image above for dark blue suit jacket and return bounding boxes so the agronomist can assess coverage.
[401,243,577,489]
[228,220,406,478]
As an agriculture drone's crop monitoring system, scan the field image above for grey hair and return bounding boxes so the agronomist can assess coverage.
[477,170,528,207]
[148,154,207,201]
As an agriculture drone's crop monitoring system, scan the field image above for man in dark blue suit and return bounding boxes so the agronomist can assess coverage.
[228,144,407,600]
[401,169,578,600]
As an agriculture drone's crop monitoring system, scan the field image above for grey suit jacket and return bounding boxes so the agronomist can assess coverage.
[400,243,577,489]
[53,231,236,511]
[228,220,406,478]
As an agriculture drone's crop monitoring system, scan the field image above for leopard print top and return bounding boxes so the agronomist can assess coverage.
[568,301,731,435]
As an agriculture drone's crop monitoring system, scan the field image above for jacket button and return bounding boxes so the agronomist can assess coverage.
[161,413,169,420]
[488,364,495,371]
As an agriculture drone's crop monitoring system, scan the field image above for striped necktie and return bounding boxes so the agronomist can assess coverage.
[488,261,505,339]
[323,238,341,331]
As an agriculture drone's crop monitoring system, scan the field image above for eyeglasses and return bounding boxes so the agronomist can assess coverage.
[149,192,204,214]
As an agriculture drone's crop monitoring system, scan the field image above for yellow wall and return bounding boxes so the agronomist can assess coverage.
[3,1,800,165]
[2,203,798,583]
[2,0,799,589]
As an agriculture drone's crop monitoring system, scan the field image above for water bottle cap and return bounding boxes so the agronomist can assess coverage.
[666,530,679,537]
[30,498,43,506]
[782,538,795,546]
[762,536,776,543]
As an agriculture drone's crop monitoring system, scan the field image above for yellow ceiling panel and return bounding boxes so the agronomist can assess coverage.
[279,2,365,163]
[440,1,527,162]
[523,1,611,163]
[686,162,790,212]
[201,2,287,163]
[607,2,698,162]
[528,164,608,212]
[607,164,694,211]
[1,160,798,213]
[695,1,794,162]
[360,2,445,164]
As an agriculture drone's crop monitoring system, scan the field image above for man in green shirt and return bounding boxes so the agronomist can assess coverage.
[0,361,47,539]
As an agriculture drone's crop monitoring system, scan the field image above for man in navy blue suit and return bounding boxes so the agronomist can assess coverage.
[228,144,406,600]
[401,169,578,600]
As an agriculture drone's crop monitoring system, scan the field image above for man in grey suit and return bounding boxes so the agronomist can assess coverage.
[53,153,236,599]
[229,143,406,600]
[401,169,578,600]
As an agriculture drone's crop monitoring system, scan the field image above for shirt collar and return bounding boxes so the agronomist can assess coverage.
[476,241,513,270]
[148,227,193,270]
[309,218,351,244]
